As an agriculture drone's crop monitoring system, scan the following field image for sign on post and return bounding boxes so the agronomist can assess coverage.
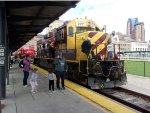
[0,45,5,66]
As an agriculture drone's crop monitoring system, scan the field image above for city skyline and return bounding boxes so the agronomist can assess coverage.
[60,0,149,41]
[127,18,145,41]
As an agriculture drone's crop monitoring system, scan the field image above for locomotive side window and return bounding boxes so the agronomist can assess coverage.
[68,26,73,37]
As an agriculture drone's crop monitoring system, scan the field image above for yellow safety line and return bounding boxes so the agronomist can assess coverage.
[34,58,79,63]
[65,80,136,113]
[31,64,136,113]
[67,88,109,113]
[31,64,48,77]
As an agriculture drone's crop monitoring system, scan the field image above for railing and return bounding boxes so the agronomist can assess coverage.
[124,59,150,77]
[120,56,150,60]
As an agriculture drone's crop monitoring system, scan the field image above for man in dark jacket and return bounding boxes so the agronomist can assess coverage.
[53,54,67,90]
[81,37,93,57]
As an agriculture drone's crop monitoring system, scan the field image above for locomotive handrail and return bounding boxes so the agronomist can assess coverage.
[78,51,82,72]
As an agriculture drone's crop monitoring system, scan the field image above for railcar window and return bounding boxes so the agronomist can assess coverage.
[68,26,73,37]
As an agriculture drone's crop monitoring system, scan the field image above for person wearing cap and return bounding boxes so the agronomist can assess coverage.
[23,54,31,87]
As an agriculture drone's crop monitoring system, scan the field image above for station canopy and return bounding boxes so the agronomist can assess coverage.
[6,1,79,51]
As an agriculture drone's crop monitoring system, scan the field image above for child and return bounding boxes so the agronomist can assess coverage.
[47,68,55,92]
[30,68,38,93]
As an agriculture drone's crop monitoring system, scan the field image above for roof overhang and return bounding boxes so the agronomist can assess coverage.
[5,1,79,51]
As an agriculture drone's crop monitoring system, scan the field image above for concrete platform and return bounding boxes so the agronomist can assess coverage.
[2,65,108,113]
[31,65,136,113]
[121,74,150,96]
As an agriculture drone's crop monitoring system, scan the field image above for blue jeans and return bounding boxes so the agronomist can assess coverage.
[55,71,66,88]
[108,51,113,60]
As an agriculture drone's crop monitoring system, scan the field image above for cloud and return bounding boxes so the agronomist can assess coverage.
[60,0,149,41]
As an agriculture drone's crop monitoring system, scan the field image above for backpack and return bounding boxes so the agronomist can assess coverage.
[81,40,92,53]
[19,60,24,68]
[81,41,87,53]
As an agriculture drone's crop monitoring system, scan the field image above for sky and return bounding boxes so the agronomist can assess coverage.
[60,0,150,41]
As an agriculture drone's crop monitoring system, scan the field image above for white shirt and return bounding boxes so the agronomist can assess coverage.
[30,72,38,81]
[111,35,119,44]
[11,56,14,60]
[45,43,49,49]
[48,73,55,80]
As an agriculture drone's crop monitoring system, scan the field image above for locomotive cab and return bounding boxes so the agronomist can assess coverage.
[67,19,108,60]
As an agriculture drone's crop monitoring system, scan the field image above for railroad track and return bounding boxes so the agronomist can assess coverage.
[61,76,150,113]
[94,87,150,113]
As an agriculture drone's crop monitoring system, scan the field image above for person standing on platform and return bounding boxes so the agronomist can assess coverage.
[53,53,67,90]
[30,68,38,93]
[47,67,55,92]
[23,54,31,87]
[10,55,14,67]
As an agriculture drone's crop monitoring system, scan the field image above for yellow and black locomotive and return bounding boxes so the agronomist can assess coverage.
[34,18,127,89]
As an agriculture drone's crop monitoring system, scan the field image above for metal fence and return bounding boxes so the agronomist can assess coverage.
[122,59,150,77]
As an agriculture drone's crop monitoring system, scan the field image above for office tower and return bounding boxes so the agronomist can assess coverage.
[134,22,145,41]
[126,18,145,41]
[127,18,138,40]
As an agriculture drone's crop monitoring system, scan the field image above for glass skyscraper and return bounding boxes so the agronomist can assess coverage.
[127,18,145,41]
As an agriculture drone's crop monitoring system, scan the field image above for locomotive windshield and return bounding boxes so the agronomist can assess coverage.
[76,27,94,34]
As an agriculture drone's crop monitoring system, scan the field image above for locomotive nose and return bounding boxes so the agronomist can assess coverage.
[87,32,108,59]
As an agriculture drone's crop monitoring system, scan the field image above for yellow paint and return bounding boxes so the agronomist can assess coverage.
[92,37,109,59]
[90,32,100,44]
[66,60,79,63]
[66,18,98,60]
[68,88,110,113]
[31,64,136,113]
[65,80,136,113]
[31,64,48,77]
[66,18,109,61]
